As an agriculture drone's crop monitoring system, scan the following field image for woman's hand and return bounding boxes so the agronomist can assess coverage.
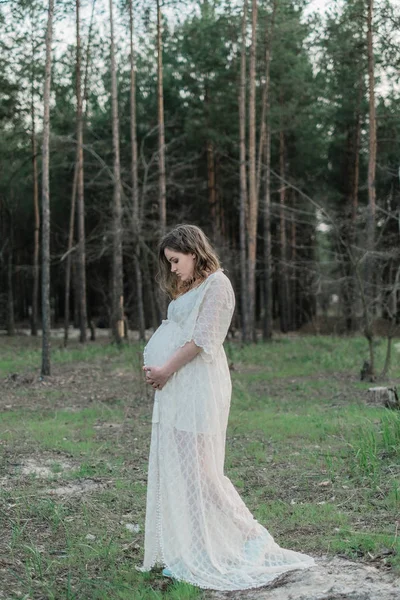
[142,365,170,391]
[142,341,201,391]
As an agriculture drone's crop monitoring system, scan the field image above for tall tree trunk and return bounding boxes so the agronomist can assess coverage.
[367,0,376,256]
[343,79,363,333]
[7,236,15,336]
[129,0,139,227]
[256,0,277,198]
[247,0,258,342]
[278,115,289,333]
[72,258,80,328]
[205,84,218,238]
[31,5,40,337]
[366,0,376,328]
[64,161,78,347]
[352,83,362,235]
[157,0,166,235]
[239,0,249,343]
[129,0,145,341]
[134,255,145,338]
[262,110,273,341]
[31,88,40,337]
[290,210,297,329]
[141,243,160,331]
[215,156,224,237]
[207,138,217,232]
[76,0,87,343]
[156,0,167,319]
[41,0,54,376]
[358,0,377,374]
[261,0,276,341]
[63,0,96,347]
[109,0,124,344]
[83,0,97,99]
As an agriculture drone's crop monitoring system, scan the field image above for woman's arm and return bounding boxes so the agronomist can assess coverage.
[143,340,201,390]
[163,340,201,376]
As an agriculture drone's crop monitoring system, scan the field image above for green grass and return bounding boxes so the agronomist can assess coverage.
[1,334,400,598]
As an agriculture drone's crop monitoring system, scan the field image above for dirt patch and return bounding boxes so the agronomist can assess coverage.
[1,456,76,490]
[93,422,123,430]
[209,557,400,599]
[45,479,108,496]
[18,457,74,477]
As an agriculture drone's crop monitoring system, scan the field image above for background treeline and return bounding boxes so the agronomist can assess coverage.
[0,0,399,377]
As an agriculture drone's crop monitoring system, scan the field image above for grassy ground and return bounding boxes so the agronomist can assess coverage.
[0,334,399,599]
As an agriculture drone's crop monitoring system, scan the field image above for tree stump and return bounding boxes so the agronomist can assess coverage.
[368,386,399,409]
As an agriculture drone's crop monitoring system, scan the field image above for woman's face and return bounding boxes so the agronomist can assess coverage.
[164,247,196,282]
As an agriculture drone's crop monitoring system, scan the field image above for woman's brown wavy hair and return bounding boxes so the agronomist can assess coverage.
[157,224,221,299]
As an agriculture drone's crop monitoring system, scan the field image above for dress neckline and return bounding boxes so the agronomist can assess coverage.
[172,268,222,302]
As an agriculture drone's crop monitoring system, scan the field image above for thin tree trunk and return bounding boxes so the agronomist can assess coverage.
[83,0,96,102]
[63,0,96,347]
[261,0,276,341]
[7,237,15,336]
[352,77,363,238]
[367,0,376,255]
[129,0,139,227]
[239,0,249,343]
[156,0,167,319]
[157,0,166,235]
[31,92,40,337]
[290,210,297,329]
[109,0,124,344]
[205,83,218,238]
[278,117,289,333]
[247,0,258,342]
[207,138,217,232]
[31,4,40,337]
[41,0,54,376]
[357,0,377,376]
[64,161,78,347]
[76,0,87,343]
[129,0,145,341]
[72,258,80,328]
[366,0,377,326]
[256,0,276,197]
[216,156,224,237]
[344,78,363,333]
[141,244,159,331]
[262,116,273,340]
[134,254,145,339]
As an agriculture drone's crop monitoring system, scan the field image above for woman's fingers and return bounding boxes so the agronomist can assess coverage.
[150,381,162,390]
[143,367,164,390]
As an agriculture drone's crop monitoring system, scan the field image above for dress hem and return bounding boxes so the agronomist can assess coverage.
[136,558,316,592]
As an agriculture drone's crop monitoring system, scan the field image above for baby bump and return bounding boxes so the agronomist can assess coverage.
[143,319,183,367]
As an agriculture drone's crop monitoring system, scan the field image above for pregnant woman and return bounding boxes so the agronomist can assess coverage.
[139,224,314,591]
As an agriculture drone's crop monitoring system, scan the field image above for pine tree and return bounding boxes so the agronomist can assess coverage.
[41,0,55,376]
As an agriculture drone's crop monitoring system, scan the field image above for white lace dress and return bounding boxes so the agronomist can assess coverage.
[139,269,314,591]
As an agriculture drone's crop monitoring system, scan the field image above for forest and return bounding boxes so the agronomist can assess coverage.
[1,0,400,377]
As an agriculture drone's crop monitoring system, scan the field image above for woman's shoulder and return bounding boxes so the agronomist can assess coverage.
[206,268,232,286]
[204,269,235,303]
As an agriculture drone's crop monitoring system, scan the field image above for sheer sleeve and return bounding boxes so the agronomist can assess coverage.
[191,273,235,362]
